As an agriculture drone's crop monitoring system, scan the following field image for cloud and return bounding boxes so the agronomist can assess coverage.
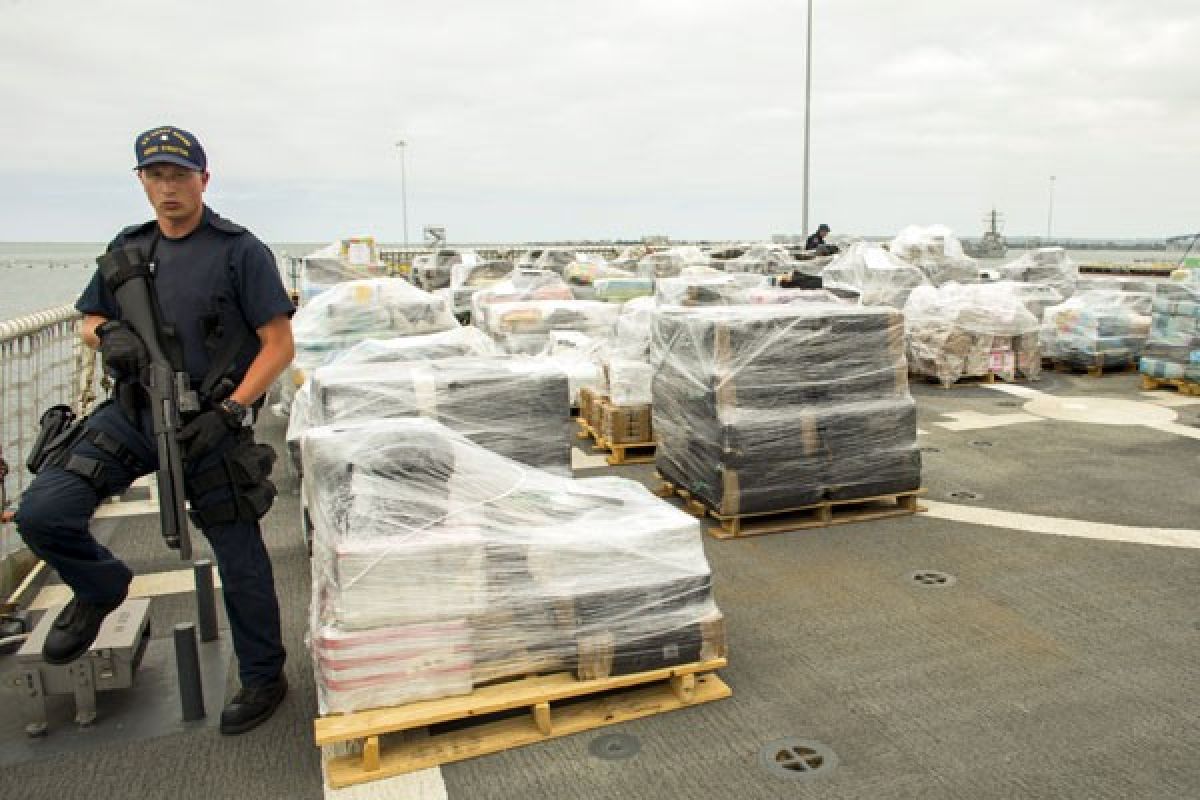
[0,0,1197,241]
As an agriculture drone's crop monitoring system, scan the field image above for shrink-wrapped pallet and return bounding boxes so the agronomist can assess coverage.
[301,357,571,473]
[722,244,794,276]
[656,270,770,307]
[650,303,920,516]
[283,278,458,413]
[438,258,512,315]
[545,332,606,407]
[1041,289,1152,369]
[999,247,1078,298]
[297,238,389,304]
[822,242,929,309]
[286,327,495,471]
[637,246,711,280]
[304,418,723,714]
[1139,280,1200,382]
[605,358,654,407]
[469,271,575,335]
[890,225,980,286]
[477,299,621,355]
[904,283,1042,385]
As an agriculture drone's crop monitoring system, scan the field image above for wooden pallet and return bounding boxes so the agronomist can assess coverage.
[1141,374,1200,396]
[593,433,657,465]
[657,480,927,539]
[315,658,731,789]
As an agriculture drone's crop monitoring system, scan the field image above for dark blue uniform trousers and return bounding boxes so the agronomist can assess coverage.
[15,401,285,688]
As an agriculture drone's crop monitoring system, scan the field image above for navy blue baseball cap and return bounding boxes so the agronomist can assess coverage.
[134,126,207,171]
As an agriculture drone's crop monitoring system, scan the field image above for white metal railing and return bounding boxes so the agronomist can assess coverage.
[1,305,101,559]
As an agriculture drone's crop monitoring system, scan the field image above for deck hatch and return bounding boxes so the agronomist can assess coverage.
[588,733,641,761]
[907,570,957,588]
[759,739,838,780]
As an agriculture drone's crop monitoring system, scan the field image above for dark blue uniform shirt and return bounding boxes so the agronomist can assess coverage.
[77,206,294,388]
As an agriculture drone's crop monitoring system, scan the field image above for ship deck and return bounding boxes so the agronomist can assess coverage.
[2,369,1198,800]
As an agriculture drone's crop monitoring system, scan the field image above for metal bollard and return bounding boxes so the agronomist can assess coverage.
[193,559,218,643]
[173,623,205,722]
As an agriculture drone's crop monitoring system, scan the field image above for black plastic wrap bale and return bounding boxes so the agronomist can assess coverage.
[651,304,918,516]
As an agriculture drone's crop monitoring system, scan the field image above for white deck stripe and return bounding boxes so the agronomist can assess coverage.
[1144,420,1200,441]
[923,500,1200,550]
[1140,391,1200,407]
[571,446,609,470]
[322,743,448,800]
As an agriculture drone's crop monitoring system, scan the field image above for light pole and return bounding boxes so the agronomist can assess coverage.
[1046,175,1056,241]
[801,0,813,238]
[395,139,409,252]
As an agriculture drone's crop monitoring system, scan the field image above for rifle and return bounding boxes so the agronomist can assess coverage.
[96,245,195,560]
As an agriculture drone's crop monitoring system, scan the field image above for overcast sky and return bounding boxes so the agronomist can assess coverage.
[1,0,1197,243]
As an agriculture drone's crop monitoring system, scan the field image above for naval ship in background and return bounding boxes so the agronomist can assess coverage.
[962,209,1008,259]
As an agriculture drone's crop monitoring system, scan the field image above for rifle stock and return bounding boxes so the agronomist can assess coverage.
[96,246,195,560]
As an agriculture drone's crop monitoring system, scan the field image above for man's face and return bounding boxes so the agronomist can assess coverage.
[137,163,209,225]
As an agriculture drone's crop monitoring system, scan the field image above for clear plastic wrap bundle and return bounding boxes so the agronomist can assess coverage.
[411,249,482,292]
[540,331,606,408]
[304,417,723,714]
[610,245,648,272]
[298,238,389,304]
[610,296,659,359]
[532,249,579,276]
[440,258,513,314]
[655,270,770,307]
[1140,281,1200,382]
[904,283,1042,385]
[821,242,930,309]
[330,327,499,367]
[1041,289,1153,369]
[998,247,1078,298]
[650,304,920,516]
[637,246,711,280]
[302,357,572,473]
[605,358,654,407]
[285,327,501,469]
[739,288,847,306]
[594,277,655,303]
[563,255,625,287]
[284,278,459,413]
[476,299,621,355]
[469,271,575,334]
[1000,281,1064,323]
[722,244,794,276]
[889,225,980,286]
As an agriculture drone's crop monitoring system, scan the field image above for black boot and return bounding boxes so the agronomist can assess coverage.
[220,675,288,735]
[42,594,126,665]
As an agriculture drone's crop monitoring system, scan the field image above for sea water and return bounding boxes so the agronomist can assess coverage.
[0,242,323,322]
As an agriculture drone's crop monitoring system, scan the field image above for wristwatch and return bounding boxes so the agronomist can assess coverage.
[219,398,249,427]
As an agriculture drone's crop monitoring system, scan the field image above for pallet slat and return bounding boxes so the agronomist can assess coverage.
[317,658,730,788]
[323,672,732,788]
[657,481,926,539]
[1141,374,1200,396]
[315,657,727,745]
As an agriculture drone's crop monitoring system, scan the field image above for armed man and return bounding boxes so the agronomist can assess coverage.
[14,126,295,734]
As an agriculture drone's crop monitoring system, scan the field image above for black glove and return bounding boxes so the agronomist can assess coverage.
[178,408,241,461]
[96,320,148,382]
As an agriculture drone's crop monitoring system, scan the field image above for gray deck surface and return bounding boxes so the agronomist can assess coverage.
[1,369,1197,800]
